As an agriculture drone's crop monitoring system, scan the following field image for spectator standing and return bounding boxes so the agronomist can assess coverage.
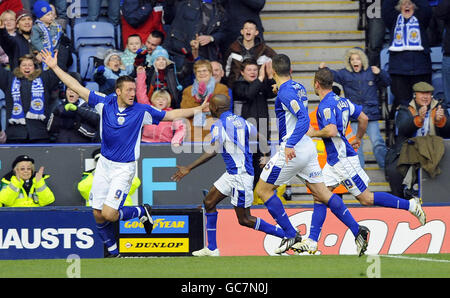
[221,0,266,57]
[138,46,187,108]
[30,0,62,70]
[163,0,227,70]
[180,59,229,142]
[0,10,16,68]
[224,19,276,89]
[0,54,64,143]
[47,76,100,143]
[120,0,164,50]
[232,58,275,196]
[435,0,450,107]
[0,154,55,207]
[382,0,433,115]
[132,29,164,68]
[320,47,390,169]
[87,0,120,26]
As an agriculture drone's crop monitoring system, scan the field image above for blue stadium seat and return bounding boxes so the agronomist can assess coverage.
[432,72,445,101]
[78,46,112,81]
[68,52,78,73]
[73,21,116,50]
[84,81,99,92]
[430,46,443,72]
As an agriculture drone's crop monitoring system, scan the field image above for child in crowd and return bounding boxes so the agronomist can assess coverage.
[94,49,130,95]
[320,47,391,169]
[31,1,62,70]
[121,34,142,73]
[141,46,184,108]
[136,66,186,146]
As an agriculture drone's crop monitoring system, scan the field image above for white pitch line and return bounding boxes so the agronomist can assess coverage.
[380,255,450,263]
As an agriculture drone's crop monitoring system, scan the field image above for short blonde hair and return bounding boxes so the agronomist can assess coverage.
[150,89,172,107]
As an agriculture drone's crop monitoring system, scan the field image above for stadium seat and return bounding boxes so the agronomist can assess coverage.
[430,46,443,72]
[432,72,445,101]
[73,21,116,50]
[78,46,113,81]
[68,52,78,73]
[84,81,99,92]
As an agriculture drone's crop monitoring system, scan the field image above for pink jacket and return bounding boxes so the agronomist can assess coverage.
[136,71,186,145]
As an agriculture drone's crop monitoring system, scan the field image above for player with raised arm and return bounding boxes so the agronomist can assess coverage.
[171,94,287,256]
[255,54,369,256]
[292,68,426,255]
[41,49,209,257]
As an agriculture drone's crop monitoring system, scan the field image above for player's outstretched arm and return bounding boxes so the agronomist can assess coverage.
[40,49,90,101]
[171,151,217,182]
[163,100,209,121]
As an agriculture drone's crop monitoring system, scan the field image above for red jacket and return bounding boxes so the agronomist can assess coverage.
[121,8,164,49]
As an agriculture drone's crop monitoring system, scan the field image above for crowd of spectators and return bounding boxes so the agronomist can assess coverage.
[0,0,449,205]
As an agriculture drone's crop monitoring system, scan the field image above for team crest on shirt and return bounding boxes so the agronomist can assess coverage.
[117,116,125,125]
[290,100,300,113]
[323,108,331,120]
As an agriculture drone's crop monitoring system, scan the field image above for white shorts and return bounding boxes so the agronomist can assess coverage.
[322,155,370,196]
[213,172,254,208]
[90,155,136,210]
[260,138,323,186]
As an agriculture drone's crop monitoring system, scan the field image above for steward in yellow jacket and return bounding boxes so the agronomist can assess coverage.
[0,155,55,207]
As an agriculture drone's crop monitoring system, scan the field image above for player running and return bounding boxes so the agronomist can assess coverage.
[255,54,370,256]
[171,94,289,256]
[292,68,426,255]
[41,49,209,257]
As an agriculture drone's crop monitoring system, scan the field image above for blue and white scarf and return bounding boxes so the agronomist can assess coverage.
[9,77,46,125]
[389,14,424,52]
[36,20,62,70]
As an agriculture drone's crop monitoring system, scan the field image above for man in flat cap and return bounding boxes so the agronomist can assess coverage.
[0,154,55,207]
[385,81,450,197]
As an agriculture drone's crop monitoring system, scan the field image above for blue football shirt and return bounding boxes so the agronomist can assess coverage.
[210,111,256,175]
[274,80,310,147]
[316,91,362,166]
[88,91,166,162]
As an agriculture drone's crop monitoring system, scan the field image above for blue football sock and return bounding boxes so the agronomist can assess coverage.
[264,192,297,238]
[254,217,286,238]
[373,192,410,210]
[327,194,359,237]
[309,203,327,242]
[205,212,218,251]
[119,206,145,221]
[96,221,118,255]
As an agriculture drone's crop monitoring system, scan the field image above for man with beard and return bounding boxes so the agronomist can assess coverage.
[0,9,69,71]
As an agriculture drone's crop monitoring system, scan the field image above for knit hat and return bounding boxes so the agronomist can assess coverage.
[12,155,35,169]
[413,82,434,93]
[16,9,33,22]
[33,0,52,19]
[149,46,171,66]
[103,49,123,66]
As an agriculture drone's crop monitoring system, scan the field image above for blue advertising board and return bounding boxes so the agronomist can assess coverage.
[0,207,104,260]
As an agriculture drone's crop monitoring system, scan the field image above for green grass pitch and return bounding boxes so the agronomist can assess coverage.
[1,254,449,278]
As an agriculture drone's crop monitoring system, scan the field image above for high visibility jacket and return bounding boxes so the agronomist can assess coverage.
[0,174,55,207]
[308,108,357,194]
[77,171,140,206]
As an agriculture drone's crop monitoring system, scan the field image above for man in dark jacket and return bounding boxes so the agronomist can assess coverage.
[435,0,450,107]
[162,0,227,70]
[232,58,275,191]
